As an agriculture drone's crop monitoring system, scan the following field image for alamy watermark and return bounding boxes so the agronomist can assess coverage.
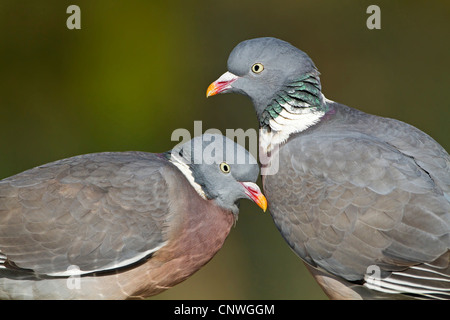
[171,121,279,175]
[67,5,381,31]
[66,265,81,290]
[365,264,382,288]
[367,5,381,30]
[66,5,81,30]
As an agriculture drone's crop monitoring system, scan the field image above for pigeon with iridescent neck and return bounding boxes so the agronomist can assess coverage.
[0,134,266,299]
[207,37,450,300]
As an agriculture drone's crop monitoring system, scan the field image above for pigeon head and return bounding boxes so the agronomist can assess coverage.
[207,37,325,127]
[169,134,267,215]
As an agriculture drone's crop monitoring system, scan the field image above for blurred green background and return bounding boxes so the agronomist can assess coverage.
[0,1,449,300]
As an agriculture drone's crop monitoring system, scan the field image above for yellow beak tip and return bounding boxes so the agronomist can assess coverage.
[260,196,268,213]
[206,83,217,98]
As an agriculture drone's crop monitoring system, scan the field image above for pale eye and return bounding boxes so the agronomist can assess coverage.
[251,63,264,74]
[219,162,231,174]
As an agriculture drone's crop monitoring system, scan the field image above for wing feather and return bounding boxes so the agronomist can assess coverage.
[0,152,173,276]
[265,127,449,297]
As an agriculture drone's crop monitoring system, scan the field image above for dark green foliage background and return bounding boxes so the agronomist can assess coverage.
[0,1,448,299]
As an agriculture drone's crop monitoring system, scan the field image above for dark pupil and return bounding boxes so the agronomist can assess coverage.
[254,65,259,71]
[224,164,229,171]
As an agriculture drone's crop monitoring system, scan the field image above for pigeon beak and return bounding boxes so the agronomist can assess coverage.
[240,182,267,212]
[206,71,239,97]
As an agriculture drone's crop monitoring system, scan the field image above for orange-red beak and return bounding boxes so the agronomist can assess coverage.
[206,71,239,97]
[240,182,267,212]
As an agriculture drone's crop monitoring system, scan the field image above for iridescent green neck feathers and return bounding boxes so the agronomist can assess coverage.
[259,73,328,129]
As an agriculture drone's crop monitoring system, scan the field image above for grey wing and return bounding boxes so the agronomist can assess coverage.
[0,152,172,276]
[360,112,450,194]
[266,133,450,294]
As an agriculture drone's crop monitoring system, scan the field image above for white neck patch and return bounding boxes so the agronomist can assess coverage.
[169,153,208,200]
[259,94,332,154]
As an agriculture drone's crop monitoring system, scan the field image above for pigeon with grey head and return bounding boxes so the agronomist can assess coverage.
[207,37,450,300]
[0,133,266,299]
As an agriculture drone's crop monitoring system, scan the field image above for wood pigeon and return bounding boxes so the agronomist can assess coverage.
[0,133,267,299]
[207,37,450,300]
